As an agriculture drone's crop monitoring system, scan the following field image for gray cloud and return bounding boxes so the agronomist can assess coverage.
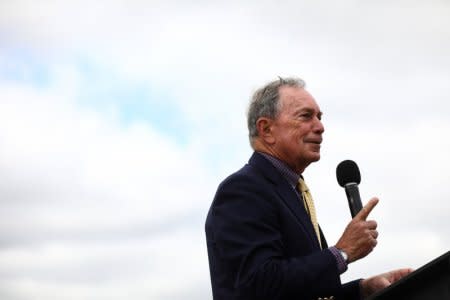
[1,1,449,299]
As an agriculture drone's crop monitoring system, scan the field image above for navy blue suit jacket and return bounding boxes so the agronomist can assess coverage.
[205,152,361,300]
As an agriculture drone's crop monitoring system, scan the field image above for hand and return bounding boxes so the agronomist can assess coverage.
[360,268,414,298]
[335,197,379,263]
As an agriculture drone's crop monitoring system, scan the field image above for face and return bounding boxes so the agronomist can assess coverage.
[270,86,325,173]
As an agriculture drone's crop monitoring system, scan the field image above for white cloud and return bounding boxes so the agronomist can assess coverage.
[0,226,211,300]
[0,78,215,298]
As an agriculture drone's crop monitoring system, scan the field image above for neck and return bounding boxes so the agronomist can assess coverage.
[253,140,307,174]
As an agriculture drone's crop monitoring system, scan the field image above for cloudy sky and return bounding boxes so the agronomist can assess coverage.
[1,1,449,299]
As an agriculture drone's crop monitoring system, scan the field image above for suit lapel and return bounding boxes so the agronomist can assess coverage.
[249,152,321,249]
[273,176,322,249]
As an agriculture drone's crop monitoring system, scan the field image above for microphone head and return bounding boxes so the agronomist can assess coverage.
[336,160,361,187]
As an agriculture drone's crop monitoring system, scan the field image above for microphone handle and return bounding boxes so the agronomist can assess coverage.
[345,183,363,218]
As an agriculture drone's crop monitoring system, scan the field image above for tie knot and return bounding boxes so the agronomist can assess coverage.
[298,178,309,193]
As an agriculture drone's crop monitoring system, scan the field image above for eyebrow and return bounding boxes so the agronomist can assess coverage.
[295,107,323,117]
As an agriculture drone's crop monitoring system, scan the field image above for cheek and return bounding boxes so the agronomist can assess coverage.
[292,129,307,141]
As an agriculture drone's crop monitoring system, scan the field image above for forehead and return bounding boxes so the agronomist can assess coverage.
[278,86,319,111]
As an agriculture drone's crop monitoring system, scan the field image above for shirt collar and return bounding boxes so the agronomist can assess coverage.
[258,152,301,189]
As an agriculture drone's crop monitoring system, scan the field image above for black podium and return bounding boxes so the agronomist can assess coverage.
[369,251,450,300]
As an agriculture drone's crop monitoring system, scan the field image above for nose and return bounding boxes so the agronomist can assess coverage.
[313,117,325,134]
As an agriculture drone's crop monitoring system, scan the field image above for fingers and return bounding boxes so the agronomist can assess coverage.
[366,220,377,230]
[367,222,378,247]
[336,198,380,263]
[361,267,414,298]
[389,268,414,282]
[355,197,379,221]
[401,268,414,275]
[370,229,378,239]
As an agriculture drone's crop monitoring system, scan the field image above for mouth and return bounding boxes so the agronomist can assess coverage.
[305,139,322,145]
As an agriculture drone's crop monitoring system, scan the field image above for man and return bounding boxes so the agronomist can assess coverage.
[205,77,411,300]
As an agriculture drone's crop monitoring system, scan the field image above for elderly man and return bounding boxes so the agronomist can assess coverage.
[205,77,411,300]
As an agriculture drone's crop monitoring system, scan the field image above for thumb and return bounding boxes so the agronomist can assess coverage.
[354,197,379,221]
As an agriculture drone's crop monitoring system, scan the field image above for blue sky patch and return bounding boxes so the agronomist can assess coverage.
[0,46,51,88]
[0,50,188,145]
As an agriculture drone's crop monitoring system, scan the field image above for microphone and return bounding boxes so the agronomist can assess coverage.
[336,160,363,218]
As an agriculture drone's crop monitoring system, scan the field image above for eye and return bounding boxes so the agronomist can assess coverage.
[298,112,312,119]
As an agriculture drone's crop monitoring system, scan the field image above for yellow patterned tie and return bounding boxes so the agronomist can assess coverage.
[298,178,322,249]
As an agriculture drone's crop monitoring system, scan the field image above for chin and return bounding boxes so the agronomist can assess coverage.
[309,153,321,162]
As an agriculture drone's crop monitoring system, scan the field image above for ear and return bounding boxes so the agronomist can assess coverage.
[256,117,276,144]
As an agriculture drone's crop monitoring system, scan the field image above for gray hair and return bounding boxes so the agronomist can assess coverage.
[247,77,305,146]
